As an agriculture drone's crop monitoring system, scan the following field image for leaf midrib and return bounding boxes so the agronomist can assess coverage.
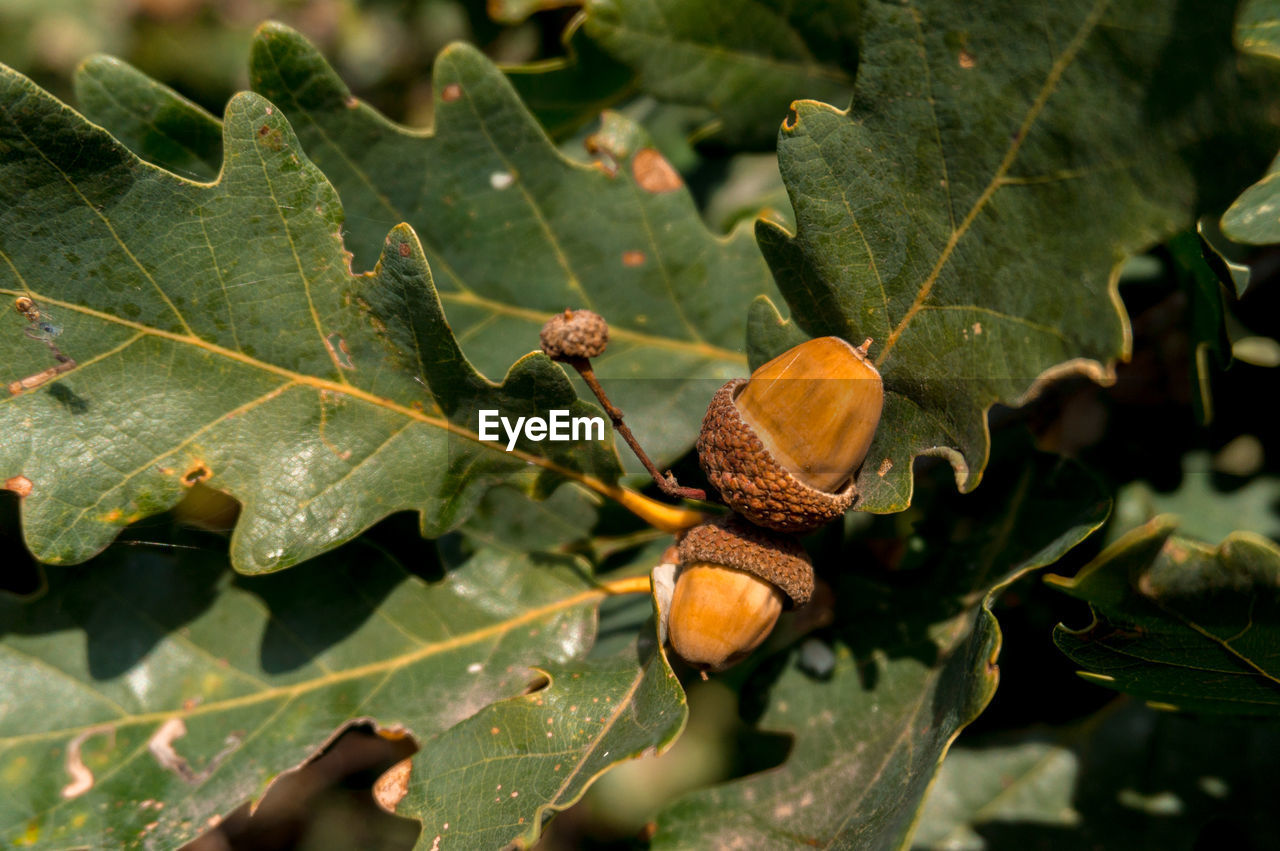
[254,38,747,365]
[876,0,1113,366]
[0,581,626,749]
[0,286,615,495]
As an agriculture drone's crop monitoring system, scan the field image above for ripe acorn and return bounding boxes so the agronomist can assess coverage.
[696,336,883,533]
[667,514,813,672]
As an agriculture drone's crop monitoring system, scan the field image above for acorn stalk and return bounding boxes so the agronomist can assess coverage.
[540,308,704,501]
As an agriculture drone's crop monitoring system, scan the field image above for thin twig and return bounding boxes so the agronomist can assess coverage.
[565,356,706,501]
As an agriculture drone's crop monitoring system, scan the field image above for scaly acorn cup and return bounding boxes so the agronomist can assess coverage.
[696,336,883,533]
[539,308,609,359]
[667,514,813,672]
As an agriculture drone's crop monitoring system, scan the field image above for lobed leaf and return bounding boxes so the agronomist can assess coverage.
[73,54,223,183]
[914,701,1280,848]
[580,0,859,147]
[0,531,650,848]
[1221,152,1280,245]
[244,25,775,472]
[758,0,1273,512]
[1107,451,1280,546]
[0,65,624,573]
[76,26,777,474]
[1050,517,1280,715]
[505,15,637,140]
[652,443,1110,849]
[1219,4,1280,252]
[401,622,685,849]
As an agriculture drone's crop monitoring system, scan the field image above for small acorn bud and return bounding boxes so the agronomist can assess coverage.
[667,515,813,672]
[539,308,609,360]
[697,337,883,533]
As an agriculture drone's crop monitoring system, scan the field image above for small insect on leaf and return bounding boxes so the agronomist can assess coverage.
[14,295,63,343]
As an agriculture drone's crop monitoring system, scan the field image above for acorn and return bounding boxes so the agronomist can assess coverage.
[696,336,883,533]
[539,308,609,360]
[667,514,813,672]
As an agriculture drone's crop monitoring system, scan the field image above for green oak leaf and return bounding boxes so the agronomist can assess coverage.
[0,528,653,849]
[702,153,795,235]
[402,615,685,850]
[1220,3,1280,247]
[248,25,774,471]
[505,14,637,140]
[580,0,859,148]
[1107,451,1280,546]
[652,443,1110,849]
[73,54,223,183]
[914,731,1083,849]
[1213,149,1280,241]
[1050,517,1280,715]
[1221,151,1280,244]
[460,482,601,554]
[1197,215,1252,298]
[75,28,779,474]
[757,0,1276,513]
[1167,231,1230,424]
[1238,0,1280,59]
[914,701,1280,849]
[0,65,622,573]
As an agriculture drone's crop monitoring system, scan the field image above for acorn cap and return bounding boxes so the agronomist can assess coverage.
[697,379,857,534]
[677,514,813,607]
[539,309,609,360]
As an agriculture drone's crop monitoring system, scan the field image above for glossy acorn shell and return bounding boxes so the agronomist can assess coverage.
[696,337,882,533]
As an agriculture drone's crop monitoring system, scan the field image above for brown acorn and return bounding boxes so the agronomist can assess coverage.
[696,336,883,533]
[539,308,609,360]
[666,514,813,672]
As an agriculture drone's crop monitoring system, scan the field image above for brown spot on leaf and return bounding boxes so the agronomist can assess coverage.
[257,126,285,151]
[632,148,682,193]
[622,250,646,267]
[344,96,359,109]
[183,464,211,486]
[62,725,114,799]
[441,83,462,102]
[149,718,196,782]
[325,333,356,370]
[398,241,411,257]
[4,475,32,498]
[877,458,893,477]
[374,758,412,813]
[959,50,977,69]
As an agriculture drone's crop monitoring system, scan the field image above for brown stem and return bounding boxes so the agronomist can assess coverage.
[565,356,706,501]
